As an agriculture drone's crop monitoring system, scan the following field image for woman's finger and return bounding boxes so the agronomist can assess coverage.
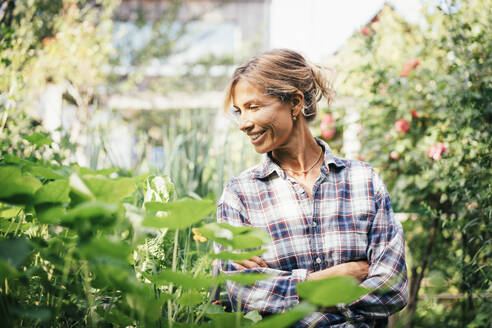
[238,259,260,269]
[250,256,268,267]
[232,262,246,270]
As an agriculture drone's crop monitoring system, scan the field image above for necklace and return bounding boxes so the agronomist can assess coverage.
[278,148,324,174]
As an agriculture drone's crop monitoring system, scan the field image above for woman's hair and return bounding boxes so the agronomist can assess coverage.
[223,49,335,122]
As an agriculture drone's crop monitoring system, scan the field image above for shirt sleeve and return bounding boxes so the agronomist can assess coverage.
[215,183,308,313]
[338,170,409,322]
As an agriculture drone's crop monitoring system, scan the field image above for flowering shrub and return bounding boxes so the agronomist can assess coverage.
[320,113,336,140]
[335,1,492,326]
[395,118,410,134]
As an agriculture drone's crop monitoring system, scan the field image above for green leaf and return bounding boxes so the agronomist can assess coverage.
[143,270,271,290]
[0,260,19,279]
[0,166,21,180]
[201,303,225,314]
[61,202,119,228]
[143,270,215,289]
[0,205,23,218]
[9,305,51,322]
[91,264,138,291]
[144,175,174,203]
[297,276,371,307]
[0,167,42,204]
[97,307,134,327]
[142,199,215,230]
[23,132,52,147]
[78,166,119,177]
[36,204,66,224]
[0,237,31,267]
[177,291,204,306]
[27,165,67,180]
[79,237,132,262]
[204,312,251,328]
[210,249,267,261]
[125,286,171,322]
[0,220,31,234]
[251,302,316,328]
[244,310,262,324]
[34,180,70,204]
[197,223,270,250]
[69,173,94,201]
[222,273,271,285]
[83,175,136,203]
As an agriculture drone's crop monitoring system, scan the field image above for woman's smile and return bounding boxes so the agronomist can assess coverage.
[248,130,266,144]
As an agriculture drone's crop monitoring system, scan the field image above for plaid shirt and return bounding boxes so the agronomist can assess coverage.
[216,138,408,327]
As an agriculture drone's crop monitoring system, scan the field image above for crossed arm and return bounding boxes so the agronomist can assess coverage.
[233,256,369,283]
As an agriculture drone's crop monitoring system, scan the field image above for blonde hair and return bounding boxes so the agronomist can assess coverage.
[223,49,335,122]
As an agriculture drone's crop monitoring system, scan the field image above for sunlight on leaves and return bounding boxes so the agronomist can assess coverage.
[297,276,371,307]
[143,199,215,230]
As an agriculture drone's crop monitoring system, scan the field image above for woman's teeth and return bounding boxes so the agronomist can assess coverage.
[251,132,264,140]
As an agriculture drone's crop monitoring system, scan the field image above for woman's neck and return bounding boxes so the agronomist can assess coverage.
[271,122,321,173]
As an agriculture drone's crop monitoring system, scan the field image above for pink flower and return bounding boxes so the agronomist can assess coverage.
[320,113,336,139]
[400,59,420,77]
[390,151,400,160]
[379,83,387,95]
[361,27,369,36]
[42,37,56,47]
[426,142,447,161]
[321,113,334,125]
[411,109,419,119]
[321,127,336,140]
[395,118,410,133]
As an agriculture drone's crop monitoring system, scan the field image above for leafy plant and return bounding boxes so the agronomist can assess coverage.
[335,1,492,326]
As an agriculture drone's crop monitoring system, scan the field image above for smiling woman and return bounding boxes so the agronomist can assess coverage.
[216,49,408,327]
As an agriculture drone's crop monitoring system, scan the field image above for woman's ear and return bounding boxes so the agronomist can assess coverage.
[291,91,304,117]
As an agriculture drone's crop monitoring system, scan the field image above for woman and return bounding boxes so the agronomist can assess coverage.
[216,49,408,327]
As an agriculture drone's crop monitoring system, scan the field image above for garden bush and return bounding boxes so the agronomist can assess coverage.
[335,1,491,326]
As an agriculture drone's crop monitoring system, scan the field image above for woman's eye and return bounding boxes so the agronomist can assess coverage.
[230,107,241,119]
[249,105,260,110]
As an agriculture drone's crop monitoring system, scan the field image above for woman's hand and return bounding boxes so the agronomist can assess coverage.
[307,261,369,283]
[232,256,268,270]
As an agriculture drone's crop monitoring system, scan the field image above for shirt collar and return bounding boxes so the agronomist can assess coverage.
[252,137,346,179]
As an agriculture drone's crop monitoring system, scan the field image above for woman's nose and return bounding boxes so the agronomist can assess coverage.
[238,113,254,131]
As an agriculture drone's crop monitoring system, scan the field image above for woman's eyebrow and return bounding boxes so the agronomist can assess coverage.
[243,99,262,107]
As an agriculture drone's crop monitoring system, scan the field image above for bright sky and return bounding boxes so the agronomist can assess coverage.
[270,0,423,61]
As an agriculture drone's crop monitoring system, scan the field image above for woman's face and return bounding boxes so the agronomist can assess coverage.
[232,79,295,154]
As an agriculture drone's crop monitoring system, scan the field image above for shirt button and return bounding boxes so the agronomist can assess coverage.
[312,221,317,228]
[315,257,322,264]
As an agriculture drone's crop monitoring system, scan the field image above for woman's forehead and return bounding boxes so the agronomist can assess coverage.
[232,79,270,105]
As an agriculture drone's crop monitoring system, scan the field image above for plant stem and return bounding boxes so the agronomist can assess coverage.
[54,244,75,320]
[405,215,439,328]
[167,230,180,328]
[0,108,8,134]
[80,261,95,327]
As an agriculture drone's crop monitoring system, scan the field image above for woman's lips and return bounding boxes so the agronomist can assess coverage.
[250,131,266,144]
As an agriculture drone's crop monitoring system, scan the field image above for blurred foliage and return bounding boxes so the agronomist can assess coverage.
[0,0,119,169]
[335,1,491,326]
[131,108,260,199]
[0,135,367,327]
[0,1,375,326]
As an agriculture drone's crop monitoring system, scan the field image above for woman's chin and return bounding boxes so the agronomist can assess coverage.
[252,145,268,154]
